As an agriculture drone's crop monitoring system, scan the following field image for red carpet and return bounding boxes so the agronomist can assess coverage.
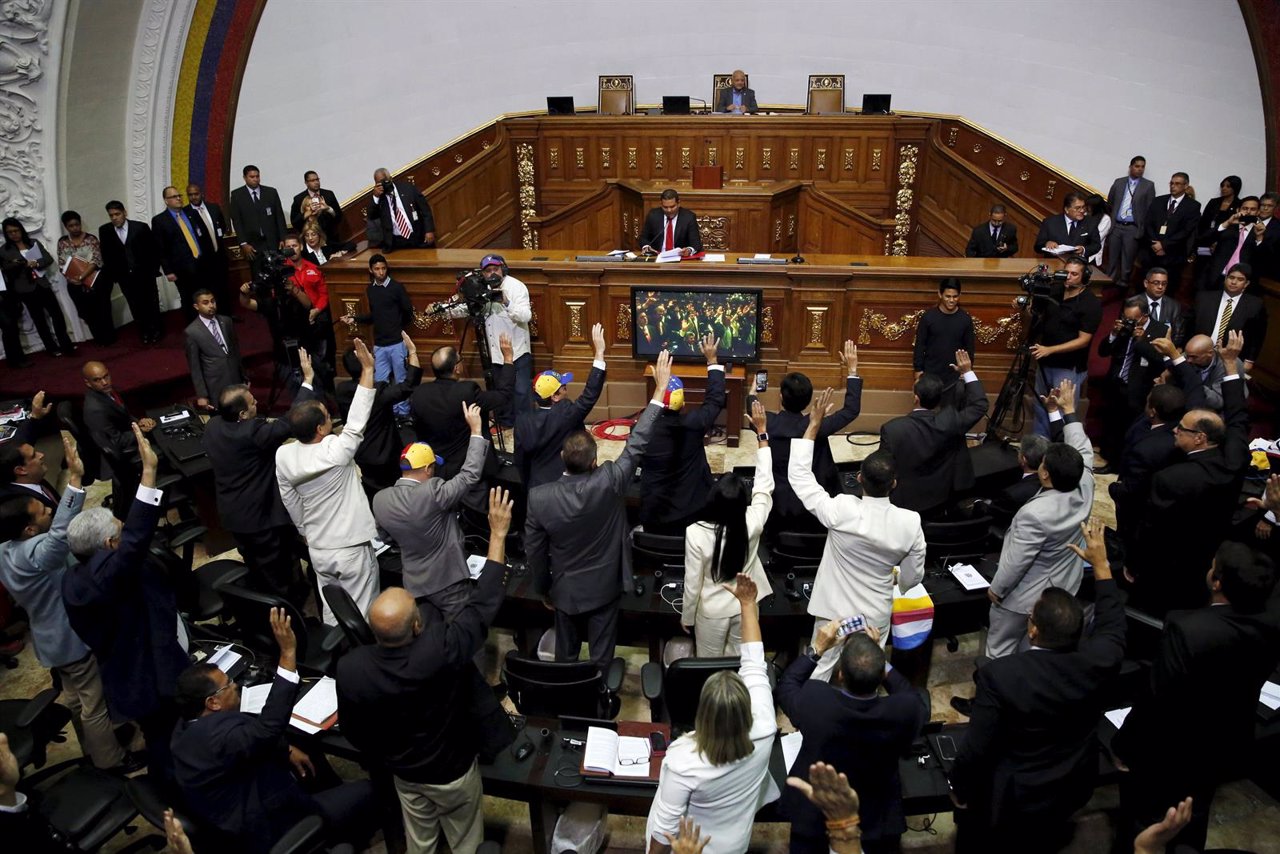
[0,310,275,413]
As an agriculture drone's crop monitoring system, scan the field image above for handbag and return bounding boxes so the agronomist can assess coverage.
[890,579,935,650]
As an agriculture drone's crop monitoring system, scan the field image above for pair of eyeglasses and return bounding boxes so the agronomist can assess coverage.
[1173,424,1204,435]
[618,746,652,767]
[206,680,236,699]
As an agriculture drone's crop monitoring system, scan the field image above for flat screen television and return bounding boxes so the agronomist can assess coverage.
[630,287,762,363]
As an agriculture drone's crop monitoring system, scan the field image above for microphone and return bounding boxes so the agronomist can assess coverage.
[690,97,709,114]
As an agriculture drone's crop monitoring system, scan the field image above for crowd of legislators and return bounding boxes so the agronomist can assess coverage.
[0,150,1275,854]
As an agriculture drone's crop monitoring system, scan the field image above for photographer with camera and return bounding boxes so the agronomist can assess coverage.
[1097,296,1168,471]
[238,246,317,397]
[368,167,435,251]
[343,254,415,418]
[280,232,336,388]
[429,254,532,427]
[1024,257,1102,439]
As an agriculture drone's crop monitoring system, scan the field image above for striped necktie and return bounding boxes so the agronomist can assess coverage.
[173,211,201,258]
[1216,297,1234,345]
[391,193,413,239]
[205,317,228,353]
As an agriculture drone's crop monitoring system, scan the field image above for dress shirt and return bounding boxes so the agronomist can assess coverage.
[311,246,327,265]
[115,224,128,243]
[1118,178,1138,222]
[192,203,218,249]
[203,315,228,352]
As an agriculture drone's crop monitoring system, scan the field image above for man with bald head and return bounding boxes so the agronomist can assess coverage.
[715,69,758,113]
[152,185,209,319]
[81,359,155,514]
[337,488,512,854]
[1155,333,1244,414]
[368,167,435,250]
[1129,331,1251,614]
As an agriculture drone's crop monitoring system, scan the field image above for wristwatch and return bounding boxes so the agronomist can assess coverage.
[756,432,769,443]
[804,645,822,663]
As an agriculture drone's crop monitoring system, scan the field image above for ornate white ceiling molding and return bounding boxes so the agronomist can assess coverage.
[0,0,56,235]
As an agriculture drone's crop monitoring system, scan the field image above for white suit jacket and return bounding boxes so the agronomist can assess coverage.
[275,383,376,550]
[788,439,926,633]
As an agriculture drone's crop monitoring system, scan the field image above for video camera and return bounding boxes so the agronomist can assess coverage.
[252,247,297,301]
[454,268,505,316]
[1014,264,1067,308]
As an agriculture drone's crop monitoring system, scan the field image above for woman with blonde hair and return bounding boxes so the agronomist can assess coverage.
[681,401,774,656]
[646,574,778,854]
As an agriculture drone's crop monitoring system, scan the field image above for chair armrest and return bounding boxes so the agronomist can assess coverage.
[16,687,60,729]
[319,627,346,654]
[603,657,626,694]
[640,662,663,701]
[164,524,208,550]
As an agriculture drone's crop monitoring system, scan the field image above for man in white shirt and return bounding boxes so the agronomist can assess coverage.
[789,389,926,681]
[275,338,379,625]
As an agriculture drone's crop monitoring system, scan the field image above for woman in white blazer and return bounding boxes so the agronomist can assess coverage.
[646,575,779,854]
[681,404,774,656]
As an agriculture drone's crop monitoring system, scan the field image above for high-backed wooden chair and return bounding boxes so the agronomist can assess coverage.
[805,74,845,114]
[711,72,747,108]
[597,75,634,115]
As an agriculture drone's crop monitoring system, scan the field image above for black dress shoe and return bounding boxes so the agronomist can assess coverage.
[1092,463,1116,475]
[107,750,148,776]
[950,695,974,717]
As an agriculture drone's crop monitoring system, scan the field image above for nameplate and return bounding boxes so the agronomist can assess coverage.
[736,257,788,265]
[575,255,618,263]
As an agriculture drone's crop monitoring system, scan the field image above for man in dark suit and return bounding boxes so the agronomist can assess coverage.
[0,392,60,511]
[184,289,243,411]
[201,356,318,604]
[639,189,703,255]
[1129,332,1250,615]
[1107,383,1183,546]
[1095,296,1168,468]
[762,343,862,537]
[525,353,669,671]
[337,333,423,491]
[1139,172,1202,292]
[880,350,988,517]
[951,520,1125,853]
[1112,543,1280,851]
[151,185,208,319]
[337,495,511,854]
[98,200,162,344]
[715,70,758,113]
[63,427,186,783]
[516,323,607,491]
[228,164,287,270]
[1199,196,1263,291]
[81,359,156,513]
[1190,262,1267,371]
[1138,267,1183,344]
[638,335,725,533]
[369,167,435,250]
[185,183,230,312]
[289,170,344,246]
[965,205,1018,257]
[1033,193,1100,260]
[986,434,1048,529]
[409,337,514,504]
[172,609,375,854]
[778,623,929,854]
[1105,156,1156,287]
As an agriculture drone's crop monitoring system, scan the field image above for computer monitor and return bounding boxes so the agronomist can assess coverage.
[861,94,892,115]
[631,287,762,363]
[546,96,575,115]
[662,96,691,115]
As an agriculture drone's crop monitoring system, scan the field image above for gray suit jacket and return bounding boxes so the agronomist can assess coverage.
[185,314,244,400]
[0,488,89,667]
[990,415,1094,614]
[372,435,488,597]
[1106,175,1156,231]
[525,401,659,614]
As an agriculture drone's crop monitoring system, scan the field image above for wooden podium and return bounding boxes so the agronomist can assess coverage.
[644,363,746,447]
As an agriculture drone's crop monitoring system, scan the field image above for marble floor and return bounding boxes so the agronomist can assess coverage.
[3,430,1276,852]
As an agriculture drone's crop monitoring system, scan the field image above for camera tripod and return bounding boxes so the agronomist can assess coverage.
[985,300,1051,443]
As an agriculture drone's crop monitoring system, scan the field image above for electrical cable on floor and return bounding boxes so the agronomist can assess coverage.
[906,814,938,835]
[844,431,881,446]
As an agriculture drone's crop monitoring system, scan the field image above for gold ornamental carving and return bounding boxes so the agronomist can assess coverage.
[761,306,775,343]
[995,155,1006,166]
[566,301,586,341]
[774,218,782,242]
[617,302,633,341]
[707,146,718,166]
[787,214,796,237]
[680,147,691,170]
[883,233,892,255]
[696,215,729,251]
[734,146,745,170]
[871,148,882,171]
[229,244,245,261]
[889,144,920,256]
[622,212,630,238]
[627,147,638,169]
[816,148,827,171]
[407,175,416,185]
[654,146,665,171]
[806,306,828,346]
[454,154,464,163]
[946,127,958,147]
[515,142,539,249]
[574,147,585,169]
[856,308,1023,350]
[1045,180,1057,200]
[1019,170,1030,181]
[482,141,491,149]
[842,148,854,172]
[549,147,560,170]
[601,146,612,169]
[762,147,772,170]
[599,76,631,90]
[529,309,539,340]
[809,75,843,90]
[971,143,982,154]
[430,166,441,176]
[788,148,800,171]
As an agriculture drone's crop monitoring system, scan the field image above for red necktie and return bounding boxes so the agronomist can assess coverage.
[111,391,124,408]
[664,217,674,252]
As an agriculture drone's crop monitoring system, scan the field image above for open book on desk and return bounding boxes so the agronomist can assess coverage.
[583,726,651,777]
[240,675,339,734]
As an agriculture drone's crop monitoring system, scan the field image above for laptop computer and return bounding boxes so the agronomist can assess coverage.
[662,96,691,115]
[861,93,892,115]
[546,96,575,115]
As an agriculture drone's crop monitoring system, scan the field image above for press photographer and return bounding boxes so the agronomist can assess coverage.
[237,243,324,396]
[1097,296,1167,469]
[428,254,532,426]
[1021,256,1102,438]
[281,232,336,387]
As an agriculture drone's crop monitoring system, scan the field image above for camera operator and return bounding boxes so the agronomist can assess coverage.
[280,232,336,388]
[429,254,532,427]
[238,251,314,395]
[1024,256,1102,439]
[368,167,435,251]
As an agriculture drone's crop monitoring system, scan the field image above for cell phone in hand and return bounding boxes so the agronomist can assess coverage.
[754,370,768,392]
[835,615,866,638]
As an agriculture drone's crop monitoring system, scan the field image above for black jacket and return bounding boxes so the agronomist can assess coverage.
[1097,320,1168,412]
[1190,290,1267,363]
[409,366,514,484]
[952,579,1127,825]
[1033,214,1100,259]
[150,209,207,278]
[638,208,703,253]
[97,219,158,281]
[228,184,287,249]
[200,384,319,533]
[765,377,863,527]
[337,367,423,483]
[336,560,506,783]
[638,369,726,528]
[368,182,435,247]
[965,221,1018,258]
[988,473,1041,527]
[879,375,988,515]
[1143,194,1202,260]
[514,365,606,490]
[82,388,139,466]
[289,188,344,245]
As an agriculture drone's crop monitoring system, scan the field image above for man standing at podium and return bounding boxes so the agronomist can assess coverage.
[639,189,702,256]
[715,70,758,114]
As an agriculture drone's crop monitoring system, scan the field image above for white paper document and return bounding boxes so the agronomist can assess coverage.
[239,683,270,715]
[656,248,683,264]
[1104,707,1132,729]
[703,253,727,262]
[753,253,772,260]
[948,563,990,591]
[1043,244,1077,256]
[1260,682,1280,711]
[466,554,487,580]
[781,731,804,773]
[583,726,651,777]
[207,644,242,674]
[292,676,338,730]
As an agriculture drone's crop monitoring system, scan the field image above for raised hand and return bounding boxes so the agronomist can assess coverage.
[803,387,836,440]
[701,334,720,365]
[724,572,758,604]
[499,333,514,363]
[652,349,673,395]
[1056,378,1076,415]
[29,390,51,420]
[1065,518,1111,579]
[591,322,607,361]
[269,606,297,670]
[951,349,973,374]
[462,401,483,436]
[62,433,84,486]
[1220,329,1244,371]
[353,338,375,386]
[297,347,314,386]
[1149,336,1178,359]
[133,422,159,473]
[663,816,711,854]
[749,399,768,436]
[1134,797,1194,854]
[488,486,513,540]
[839,340,858,375]
[786,761,861,825]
